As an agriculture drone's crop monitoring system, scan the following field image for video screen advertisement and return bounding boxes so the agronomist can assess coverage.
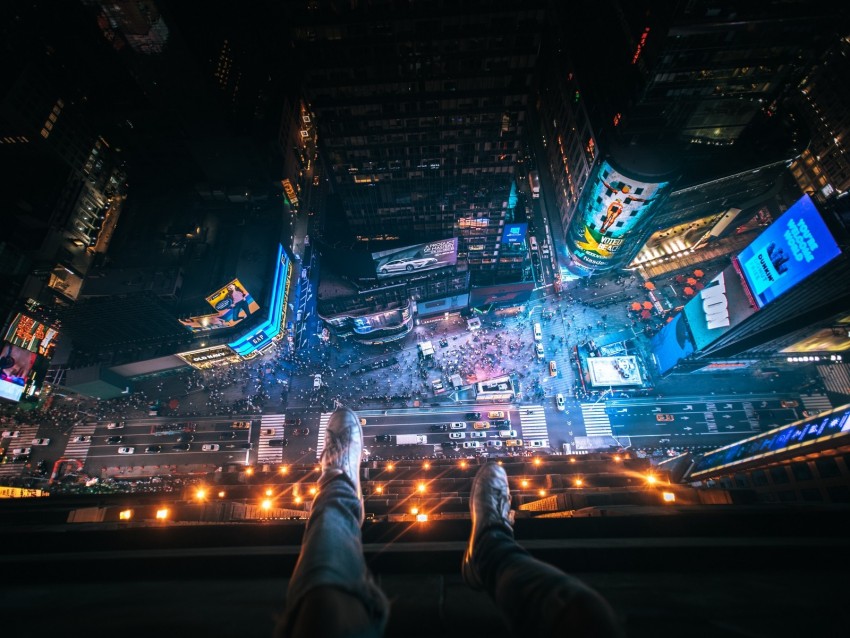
[683,265,757,350]
[3,312,59,358]
[501,223,528,245]
[565,159,670,276]
[228,244,292,357]
[736,194,842,308]
[650,312,696,375]
[0,341,37,402]
[179,278,261,332]
[373,238,458,279]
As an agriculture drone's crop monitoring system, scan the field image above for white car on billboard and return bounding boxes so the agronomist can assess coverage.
[379,256,438,274]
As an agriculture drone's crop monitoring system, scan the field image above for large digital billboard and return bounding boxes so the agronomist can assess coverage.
[501,223,528,245]
[565,159,670,276]
[650,313,696,375]
[3,313,59,358]
[228,245,292,357]
[0,342,37,402]
[683,265,757,350]
[373,238,458,279]
[179,278,261,332]
[736,195,841,308]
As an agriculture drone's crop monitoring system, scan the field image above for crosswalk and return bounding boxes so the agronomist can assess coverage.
[63,424,97,461]
[518,406,549,440]
[800,393,833,414]
[580,403,613,437]
[315,413,332,460]
[257,414,287,463]
[0,424,39,477]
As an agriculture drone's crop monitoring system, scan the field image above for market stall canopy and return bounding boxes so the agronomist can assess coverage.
[644,281,656,290]
[630,302,642,311]
[684,286,695,296]
[642,301,653,310]
[686,277,698,286]
[640,309,652,319]
[694,269,704,278]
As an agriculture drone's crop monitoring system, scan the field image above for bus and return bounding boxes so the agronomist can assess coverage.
[528,171,540,198]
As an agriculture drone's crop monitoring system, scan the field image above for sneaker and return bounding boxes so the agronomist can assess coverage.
[462,463,515,589]
[319,407,364,516]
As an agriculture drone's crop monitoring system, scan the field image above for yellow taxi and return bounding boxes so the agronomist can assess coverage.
[549,361,558,377]
[231,421,251,429]
[473,421,491,430]
[487,410,505,419]
[505,439,524,447]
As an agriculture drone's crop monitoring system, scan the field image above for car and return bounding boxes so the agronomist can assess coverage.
[440,441,458,449]
[490,420,511,429]
[449,422,467,430]
[780,400,800,408]
[218,432,237,440]
[555,394,565,411]
[432,378,445,393]
[231,421,251,429]
[106,436,124,444]
[268,439,288,447]
[313,374,322,389]
[487,411,505,419]
[505,439,524,447]
[11,447,32,456]
[430,424,448,432]
[261,428,276,436]
[238,443,252,450]
[106,422,124,429]
[463,441,482,448]
[178,433,194,443]
[285,418,302,427]
[172,443,191,451]
[375,434,392,442]
[535,343,545,359]
[145,445,162,454]
[473,421,491,430]
[378,256,438,274]
[201,443,220,452]
[802,409,823,418]
[31,438,50,446]
[486,440,503,447]
[12,454,30,463]
[655,414,675,422]
[71,435,91,443]
[117,447,134,455]
[465,412,481,420]
[528,439,549,448]
[449,432,466,439]
[498,429,519,439]
[1,430,20,438]
[549,361,558,377]
[470,431,487,439]
[293,428,310,436]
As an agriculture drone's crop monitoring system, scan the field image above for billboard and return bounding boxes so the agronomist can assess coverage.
[177,345,238,369]
[736,194,841,308]
[179,278,261,331]
[683,265,757,350]
[228,245,292,357]
[501,223,528,245]
[469,281,535,307]
[650,313,696,375]
[586,356,643,387]
[3,313,59,358]
[0,342,37,402]
[373,238,458,279]
[565,159,670,276]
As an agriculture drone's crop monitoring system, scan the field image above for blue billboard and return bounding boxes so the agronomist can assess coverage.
[650,312,696,375]
[501,223,528,245]
[736,195,841,308]
[227,244,292,357]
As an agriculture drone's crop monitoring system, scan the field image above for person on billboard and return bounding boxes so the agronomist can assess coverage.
[221,282,253,323]
[0,345,27,386]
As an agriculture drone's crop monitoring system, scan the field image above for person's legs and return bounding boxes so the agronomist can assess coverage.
[463,463,622,638]
[278,408,389,638]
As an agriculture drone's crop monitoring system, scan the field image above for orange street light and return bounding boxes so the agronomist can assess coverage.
[309,486,318,495]
[533,458,542,467]
[195,488,207,501]
[119,509,133,520]
[423,462,431,470]
[646,474,658,486]
[155,508,169,520]
[662,491,676,503]
[375,485,384,494]
[387,463,395,471]
[280,465,289,474]
[265,488,273,497]
[218,491,226,498]
[261,499,272,511]
[574,478,584,487]
[245,467,254,476]
[417,483,426,493]
[410,506,419,515]
[521,479,529,488]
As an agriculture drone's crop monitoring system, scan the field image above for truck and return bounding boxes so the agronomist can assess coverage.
[528,170,540,198]
[395,434,428,445]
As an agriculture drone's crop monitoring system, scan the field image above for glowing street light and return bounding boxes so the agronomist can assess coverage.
[662,491,676,503]
[261,499,272,511]
[155,508,169,520]
[265,488,273,497]
[574,478,583,487]
[118,509,133,520]
[417,483,426,494]
[645,474,658,486]
[195,488,207,501]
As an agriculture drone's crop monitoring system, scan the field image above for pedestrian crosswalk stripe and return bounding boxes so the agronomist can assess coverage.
[580,403,613,437]
[316,413,332,459]
[519,406,549,440]
[257,414,287,463]
[63,424,97,460]
[801,393,832,412]
[0,425,40,476]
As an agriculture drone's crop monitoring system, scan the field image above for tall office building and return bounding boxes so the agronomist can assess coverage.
[289,0,545,285]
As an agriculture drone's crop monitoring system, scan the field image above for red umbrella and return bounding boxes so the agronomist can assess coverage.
[168,399,179,409]
[694,269,704,278]
[694,281,705,291]
[686,277,698,286]
[630,302,642,311]
[644,281,656,290]
[683,286,695,296]
[640,309,652,320]
[666,316,674,323]
[642,301,653,310]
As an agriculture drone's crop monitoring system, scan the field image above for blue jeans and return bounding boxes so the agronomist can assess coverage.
[278,475,389,637]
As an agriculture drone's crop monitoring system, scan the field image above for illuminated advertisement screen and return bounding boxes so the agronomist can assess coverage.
[501,223,528,245]
[780,324,850,353]
[736,195,841,308]
[179,278,261,332]
[373,238,458,279]
[691,361,757,374]
[690,407,850,478]
[3,313,59,358]
[177,344,237,368]
[0,342,37,402]
[228,245,291,357]
[352,307,412,334]
[683,265,757,350]
[565,159,669,274]
[587,356,643,387]
[469,281,535,307]
[650,313,696,375]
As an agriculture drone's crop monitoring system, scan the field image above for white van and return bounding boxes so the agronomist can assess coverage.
[528,439,550,448]
[533,323,542,341]
[529,236,539,252]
